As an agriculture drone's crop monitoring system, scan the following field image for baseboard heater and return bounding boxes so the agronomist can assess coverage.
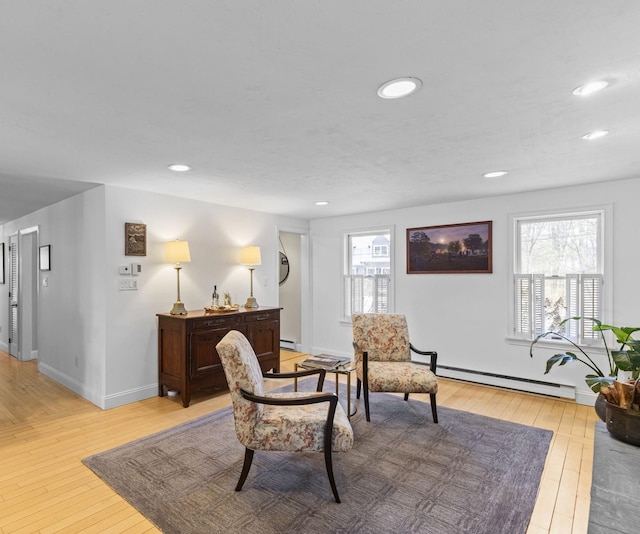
[436,364,576,399]
[280,339,297,351]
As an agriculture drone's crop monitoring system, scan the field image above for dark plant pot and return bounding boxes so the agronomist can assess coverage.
[605,400,640,447]
[594,392,607,422]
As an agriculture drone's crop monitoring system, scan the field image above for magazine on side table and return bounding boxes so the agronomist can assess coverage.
[300,354,353,370]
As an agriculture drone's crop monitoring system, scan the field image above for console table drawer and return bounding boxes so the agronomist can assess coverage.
[244,310,279,323]
[190,315,243,330]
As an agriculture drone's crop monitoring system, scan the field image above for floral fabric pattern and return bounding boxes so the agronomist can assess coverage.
[356,361,437,394]
[352,314,411,362]
[216,330,353,453]
[352,313,438,394]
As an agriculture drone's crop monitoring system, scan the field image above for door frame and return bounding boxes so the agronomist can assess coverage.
[8,226,39,361]
[276,225,310,354]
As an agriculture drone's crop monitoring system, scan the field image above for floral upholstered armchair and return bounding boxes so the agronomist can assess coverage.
[216,330,354,503]
[352,313,438,423]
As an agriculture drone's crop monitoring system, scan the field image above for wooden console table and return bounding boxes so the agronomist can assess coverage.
[157,307,281,407]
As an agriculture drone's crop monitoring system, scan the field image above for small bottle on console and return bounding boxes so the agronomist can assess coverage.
[212,285,220,308]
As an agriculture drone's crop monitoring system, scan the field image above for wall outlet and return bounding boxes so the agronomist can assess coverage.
[119,265,131,275]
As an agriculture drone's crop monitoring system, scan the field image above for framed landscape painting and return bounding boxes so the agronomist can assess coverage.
[407,220,492,274]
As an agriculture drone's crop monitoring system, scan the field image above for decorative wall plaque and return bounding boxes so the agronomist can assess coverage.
[125,223,147,256]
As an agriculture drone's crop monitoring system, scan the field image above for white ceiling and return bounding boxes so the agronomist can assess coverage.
[1,1,640,225]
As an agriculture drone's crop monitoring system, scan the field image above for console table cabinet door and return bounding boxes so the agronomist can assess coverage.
[189,328,240,384]
[246,317,280,372]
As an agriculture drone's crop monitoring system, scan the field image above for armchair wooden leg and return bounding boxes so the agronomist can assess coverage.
[235,448,254,491]
[403,393,409,401]
[324,446,340,503]
[363,383,371,422]
[430,393,438,424]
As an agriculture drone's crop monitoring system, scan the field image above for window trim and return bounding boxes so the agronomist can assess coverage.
[341,225,394,322]
[508,204,613,343]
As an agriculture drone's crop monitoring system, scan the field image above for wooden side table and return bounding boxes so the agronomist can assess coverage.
[294,361,356,418]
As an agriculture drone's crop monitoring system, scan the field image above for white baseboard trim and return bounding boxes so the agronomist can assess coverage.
[38,361,103,408]
[438,366,576,400]
[38,361,156,409]
[575,390,597,407]
[103,385,157,409]
[280,339,297,351]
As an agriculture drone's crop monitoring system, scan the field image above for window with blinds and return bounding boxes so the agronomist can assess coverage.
[512,211,605,343]
[343,228,393,319]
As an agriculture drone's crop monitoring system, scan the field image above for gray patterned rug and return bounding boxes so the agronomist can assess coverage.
[83,386,552,534]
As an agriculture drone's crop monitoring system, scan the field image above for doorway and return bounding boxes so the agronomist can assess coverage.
[277,229,309,354]
[8,227,38,361]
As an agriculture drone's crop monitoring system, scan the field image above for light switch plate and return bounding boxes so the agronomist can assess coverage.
[119,279,138,290]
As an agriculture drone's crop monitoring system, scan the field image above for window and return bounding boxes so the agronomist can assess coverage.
[513,210,605,343]
[343,228,392,319]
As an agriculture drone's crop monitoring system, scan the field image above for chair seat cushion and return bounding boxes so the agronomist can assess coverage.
[245,392,354,453]
[358,361,438,394]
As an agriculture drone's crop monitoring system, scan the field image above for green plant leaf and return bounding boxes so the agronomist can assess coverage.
[594,324,640,344]
[585,374,615,393]
[626,340,640,352]
[544,353,577,374]
[611,350,640,372]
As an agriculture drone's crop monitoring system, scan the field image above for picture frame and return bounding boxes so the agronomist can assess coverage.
[39,245,51,271]
[0,242,4,284]
[407,220,492,274]
[125,223,147,256]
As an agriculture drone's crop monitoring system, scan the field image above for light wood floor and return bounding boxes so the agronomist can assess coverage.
[0,349,595,533]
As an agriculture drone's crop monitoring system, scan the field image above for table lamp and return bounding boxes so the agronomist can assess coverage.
[166,239,191,315]
[240,245,261,308]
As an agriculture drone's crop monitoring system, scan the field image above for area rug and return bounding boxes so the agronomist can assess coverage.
[83,385,552,534]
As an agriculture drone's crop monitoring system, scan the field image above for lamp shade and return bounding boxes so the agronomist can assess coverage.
[240,245,261,266]
[166,240,191,264]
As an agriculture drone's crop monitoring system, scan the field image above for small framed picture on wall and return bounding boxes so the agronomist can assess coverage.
[1,242,5,283]
[125,223,147,256]
[39,245,51,271]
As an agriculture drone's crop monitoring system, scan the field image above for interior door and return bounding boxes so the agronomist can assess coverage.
[8,234,19,358]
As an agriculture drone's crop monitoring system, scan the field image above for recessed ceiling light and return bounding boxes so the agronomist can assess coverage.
[582,130,609,140]
[315,201,329,206]
[483,170,508,178]
[572,80,609,96]
[377,77,422,99]
[168,163,191,172]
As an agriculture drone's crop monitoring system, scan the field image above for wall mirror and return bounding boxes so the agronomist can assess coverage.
[279,252,290,285]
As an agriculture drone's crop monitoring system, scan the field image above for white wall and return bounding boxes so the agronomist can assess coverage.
[1,187,109,405]
[3,177,639,408]
[0,185,308,409]
[101,185,306,407]
[309,177,640,405]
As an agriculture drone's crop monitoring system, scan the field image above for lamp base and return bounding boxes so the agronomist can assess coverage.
[170,301,188,315]
[244,296,259,308]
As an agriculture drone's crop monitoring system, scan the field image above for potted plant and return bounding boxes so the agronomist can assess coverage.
[530,317,640,420]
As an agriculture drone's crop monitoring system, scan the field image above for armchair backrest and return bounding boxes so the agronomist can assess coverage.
[216,330,265,446]
[352,313,411,362]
